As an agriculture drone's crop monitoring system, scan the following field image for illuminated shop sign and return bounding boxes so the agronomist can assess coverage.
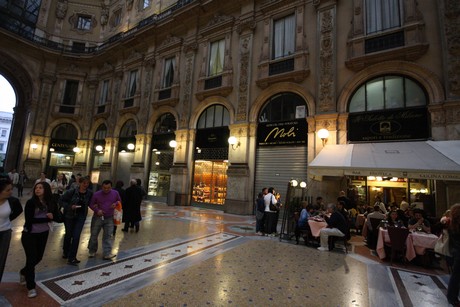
[49,139,77,152]
[348,107,429,142]
[257,120,307,146]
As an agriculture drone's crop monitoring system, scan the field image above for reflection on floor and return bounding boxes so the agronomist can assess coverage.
[0,199,455,307]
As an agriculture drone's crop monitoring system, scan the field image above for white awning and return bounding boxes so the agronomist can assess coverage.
[308,141,460,181]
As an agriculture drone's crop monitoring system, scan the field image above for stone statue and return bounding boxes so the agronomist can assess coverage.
[101,4,109,26]
[56,0,68,20]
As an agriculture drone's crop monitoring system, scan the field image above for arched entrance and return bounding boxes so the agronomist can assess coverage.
[0,51,34,171]
[255,92,309,201]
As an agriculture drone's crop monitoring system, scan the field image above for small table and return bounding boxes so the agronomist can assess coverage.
[308,220,328,237]
[376,228,438,261]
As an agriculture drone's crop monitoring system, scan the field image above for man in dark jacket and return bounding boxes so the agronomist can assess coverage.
[122,179,144,232]
[317,203,348,251]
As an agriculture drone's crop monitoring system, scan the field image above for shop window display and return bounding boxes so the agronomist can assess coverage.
[192,160,228,205]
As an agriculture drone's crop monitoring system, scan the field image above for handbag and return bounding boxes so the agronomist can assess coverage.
[269,196,278,212]
[434,229,451,257]
[113,201,123,226]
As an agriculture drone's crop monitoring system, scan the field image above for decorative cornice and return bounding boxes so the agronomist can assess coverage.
[199,14,234,37]
[157,34,183,54]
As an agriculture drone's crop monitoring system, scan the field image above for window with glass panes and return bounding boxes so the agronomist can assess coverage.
[126,70,138,97]
[208,39,225,76]
[76,15,92,30]
[63,80,79,105]
[365,0,401,34]
[348,76,427,113]
[162,57,175,88]
[272,14,295,60]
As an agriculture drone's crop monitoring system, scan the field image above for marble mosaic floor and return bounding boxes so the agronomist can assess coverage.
[0,195,456,306]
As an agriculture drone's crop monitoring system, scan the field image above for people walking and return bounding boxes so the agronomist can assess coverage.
[0,179,23,283]
[88,180,121,260]
[17,170,28,197]
[122,179,143,233]
[20,182,60,298]
[60,176,93,265]
[51,173,68,204]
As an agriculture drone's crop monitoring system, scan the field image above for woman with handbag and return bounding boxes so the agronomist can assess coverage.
[263,187,278,236]
[447,203,460,306]
[20,182,60,298]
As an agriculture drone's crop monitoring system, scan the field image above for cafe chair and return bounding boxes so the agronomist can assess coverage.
[387,226,410,266]
[368,218,384,249]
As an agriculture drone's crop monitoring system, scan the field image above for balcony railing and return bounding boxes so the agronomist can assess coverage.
[269,58,294,76]
[59,105,75,114]
[365,31,405,54]
[204,75,222,90]
[158,88,172,100]
[0,0,195,55]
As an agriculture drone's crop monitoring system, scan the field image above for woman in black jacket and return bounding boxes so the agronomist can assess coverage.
[0,178,23,283]
[20,181,59,298]
[447,203,460,307]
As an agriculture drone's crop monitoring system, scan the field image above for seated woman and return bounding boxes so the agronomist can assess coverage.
[295,201,310,244]
[386,210,404,227]
[408,209,431,233]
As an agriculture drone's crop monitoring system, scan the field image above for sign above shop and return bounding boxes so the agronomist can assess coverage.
[257,120,307,146]
[344,170,460,181]
[49,139,77,153]
[348,107,429,142]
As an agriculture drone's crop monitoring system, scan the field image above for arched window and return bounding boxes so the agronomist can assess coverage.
[154,113,176,134]
[94,124,107,140]
[120,119,137,137]
[259,92,306,122]
[51,123,78,140]
[197,104,229,129]
[349,75,427,113]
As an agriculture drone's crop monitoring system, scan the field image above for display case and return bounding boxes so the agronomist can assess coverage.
[192,160,228,205]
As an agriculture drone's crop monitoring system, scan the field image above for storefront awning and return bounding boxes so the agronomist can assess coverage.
[308,141,460,181]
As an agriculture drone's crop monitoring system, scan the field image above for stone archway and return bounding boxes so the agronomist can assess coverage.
[0,51,34,171]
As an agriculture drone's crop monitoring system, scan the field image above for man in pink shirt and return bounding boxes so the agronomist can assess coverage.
[88,180,121,260]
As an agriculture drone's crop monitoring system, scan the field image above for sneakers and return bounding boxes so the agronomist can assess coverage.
[317,246,329,251]
[27,289,37,298]
[19,272,26,285]
[103,254,116,260]
[88,252,96,258]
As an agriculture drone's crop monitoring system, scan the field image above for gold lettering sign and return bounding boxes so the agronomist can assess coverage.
[264,126,296,142]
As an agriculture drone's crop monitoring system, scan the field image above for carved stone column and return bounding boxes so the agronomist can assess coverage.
[169,129,191,206]
[316,2,337,113]
[180,43,197,129]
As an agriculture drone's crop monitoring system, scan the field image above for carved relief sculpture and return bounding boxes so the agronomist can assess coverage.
[237,35,251,122]
[101,4,109,26]
[55,0,68,20]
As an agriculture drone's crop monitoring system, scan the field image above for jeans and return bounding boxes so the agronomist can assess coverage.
[447,253,460,303]
[63,216,86,260]
[88,215,114,256]
[0,229,12,282]
[20,231,49,290]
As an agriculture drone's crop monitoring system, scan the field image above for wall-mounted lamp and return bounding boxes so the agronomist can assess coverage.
[49,148,55,152]
[72,147,81,153]
[228,136,240,150]
[299,181,307,188]
[127,143,135,151]
[169,140,182,151]
[31,143,38,151]
[196,147,202,154]
[290,179,298,187]
[95,145,104,152]
[317,128,329,146]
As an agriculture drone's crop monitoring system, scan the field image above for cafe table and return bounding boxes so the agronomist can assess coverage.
[376,228,439,261]
[308,219,328,237]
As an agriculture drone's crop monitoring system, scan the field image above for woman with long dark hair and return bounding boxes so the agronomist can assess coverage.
[447,203,460,306]
[20,182,60,298]
[0,179,23,283]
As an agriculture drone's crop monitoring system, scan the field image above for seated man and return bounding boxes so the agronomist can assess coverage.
[408,209,431,233]
[317,203,348,251]
[295,201,311,244]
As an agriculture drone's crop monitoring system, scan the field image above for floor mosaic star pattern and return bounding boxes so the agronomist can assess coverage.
[39,232,238,303]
